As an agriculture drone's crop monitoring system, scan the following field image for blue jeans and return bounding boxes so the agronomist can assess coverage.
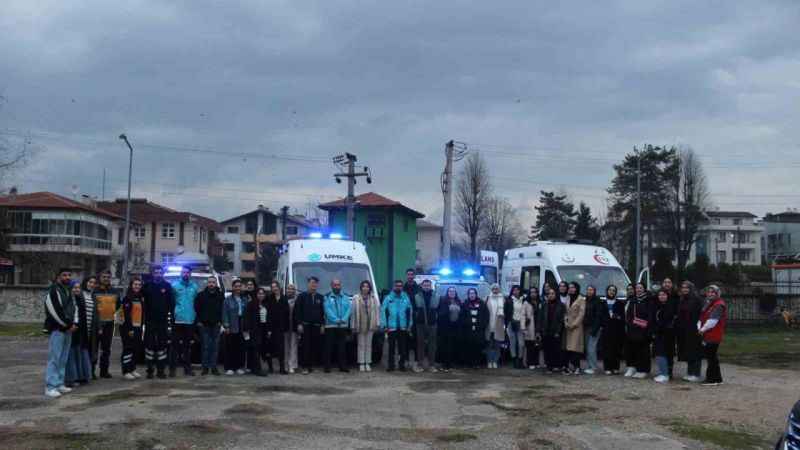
[656,356,669,377]
[486,339,501,364]
[507,328,525,359]
[585,331,600,370]
[200,324,220,369]
[45,330,72,390]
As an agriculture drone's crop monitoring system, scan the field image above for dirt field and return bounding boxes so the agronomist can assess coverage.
[0,327,796,449]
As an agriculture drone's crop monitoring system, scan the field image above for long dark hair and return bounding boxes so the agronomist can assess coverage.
[526,287,540,305]
[606,285,618,300]
[466,288,479,302]
[359,280,373,296]
[256,287,269,305]
[81,275,97,293]
[509,285,522,299]
[126,277,143,298]
[586,285,598,300]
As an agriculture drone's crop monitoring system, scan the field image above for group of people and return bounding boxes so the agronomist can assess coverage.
[42,265,728,399]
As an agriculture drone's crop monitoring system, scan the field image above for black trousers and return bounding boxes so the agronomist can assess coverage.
[437,327,457,369]
[245,333,263,374]
[542,335,562,369]
[387,330,409,369]
[566,351,582,370]
[300,324,322,370]
[628,339,651,373]
[261,325,284,371]
[145,321,169,374]
[171,324,194,372]
[703,343,722,383]
[120,326,142,374]
[525,340,540,367]
[97,321,114,374]
[224,332,244,371]
[323,328,348,370]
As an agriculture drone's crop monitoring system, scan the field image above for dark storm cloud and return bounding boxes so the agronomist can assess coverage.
[2,0,799,222]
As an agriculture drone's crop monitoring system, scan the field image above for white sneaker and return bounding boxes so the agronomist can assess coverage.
[45,389,62,398]
[624,367,637,377]
[604,370,612,375]
[584,369,595,375]
[632,372,648,379]
[687,375,702,383]
[359,365,365,372]
[225,370,234,376]
[57,386,73,393]
[429,367,438,373]
[288,368,295,374]
[236,369,246,375]
[528,366,535,370]
[123,373,136,380]
[366,364,372,372]
[132,371,142,379]
[487,362,492,369]
[654,375,669,383]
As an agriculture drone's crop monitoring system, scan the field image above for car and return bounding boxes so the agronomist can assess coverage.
[776,399,800,450]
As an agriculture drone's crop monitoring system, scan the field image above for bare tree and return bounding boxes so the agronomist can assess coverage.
[0,100,31,192]
[455,152,491,262]
[662,147,711,278]
[481,196,524,260]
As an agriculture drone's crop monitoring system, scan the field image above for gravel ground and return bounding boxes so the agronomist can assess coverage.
[0,335,795,449]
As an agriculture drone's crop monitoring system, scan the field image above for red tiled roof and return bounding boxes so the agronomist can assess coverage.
[319,192,424,218]
[0,191,128,221]
[97,199,222,231]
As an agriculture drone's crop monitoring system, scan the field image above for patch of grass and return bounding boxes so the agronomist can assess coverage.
[0,322,44,338]
[435,432,477,443]
[721,326,800,369]
[659,418,767,449]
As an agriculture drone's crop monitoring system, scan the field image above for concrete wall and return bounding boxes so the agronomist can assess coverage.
[416,227,442,272]
[0,285,47,323]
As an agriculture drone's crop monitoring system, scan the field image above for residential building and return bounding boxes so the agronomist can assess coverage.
[416,219,442,273]
[217,205,316,279]
[0,191,127,285]
[320,192,424,292]
[763,210,800,263]
[691,211,763,266]
[97,199,221,276]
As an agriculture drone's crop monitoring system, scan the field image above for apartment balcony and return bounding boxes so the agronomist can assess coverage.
[238,233,281,244]
[8,234,112,256]
[240,252,256,261]
[240,271,256,279]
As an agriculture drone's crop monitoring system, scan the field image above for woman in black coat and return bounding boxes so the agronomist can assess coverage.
[601,285,625,375]
[676,281,704,382]
[437,287,462,372]
[243,288,268,377]
[653,289,677,383]
[624,283,654,378]
[266,281,291,374]
[460,288,489,369]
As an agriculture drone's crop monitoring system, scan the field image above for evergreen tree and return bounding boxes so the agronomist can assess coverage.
[573,202,601,243]
[530,191,577,241]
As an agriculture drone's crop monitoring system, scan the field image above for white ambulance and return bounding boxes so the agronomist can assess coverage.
[501,241,630,298]
[276,234,376,296]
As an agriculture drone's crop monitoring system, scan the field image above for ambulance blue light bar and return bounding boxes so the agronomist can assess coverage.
[166,265,183,273]
[329,233,343,240]
[308,232,323,239]
[462,268,477,277]
[439,267,453,276]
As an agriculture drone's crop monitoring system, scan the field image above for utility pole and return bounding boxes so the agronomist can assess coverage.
[440,140,467,266]
[333,153,372,239]
[280,205,289,244]
[118,134,134,285]
[441,141,454,265]
[635,147,642,278]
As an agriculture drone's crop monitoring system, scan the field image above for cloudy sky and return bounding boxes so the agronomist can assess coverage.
[2,0,799,228]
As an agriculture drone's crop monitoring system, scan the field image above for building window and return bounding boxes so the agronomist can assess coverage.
[193,226,199,242]
[227,226,239,234]
[716,251,727,264]
[134,226,146,239]
[245,216,258,234]
[716,232,727,243]
[417,231,420,242]
[712,218,721,225]
[161,253,176,265]
[242,242,256,254]
[285,226,298,236]
[161,223,176,239]
[242,261,256,272]
[733,218,741,225]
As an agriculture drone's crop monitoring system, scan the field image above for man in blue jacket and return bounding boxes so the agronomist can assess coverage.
[170,266,199,376]
[382,280,413,372]
[323,279,352,373]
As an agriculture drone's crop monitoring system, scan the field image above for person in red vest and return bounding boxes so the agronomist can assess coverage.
[698,284,727,386]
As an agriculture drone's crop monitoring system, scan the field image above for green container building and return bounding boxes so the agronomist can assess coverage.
[320,192,424,293]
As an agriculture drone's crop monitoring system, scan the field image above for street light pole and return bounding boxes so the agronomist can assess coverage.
[333,153,372,240]
[635,148,642,277]
[118,134,134,285]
